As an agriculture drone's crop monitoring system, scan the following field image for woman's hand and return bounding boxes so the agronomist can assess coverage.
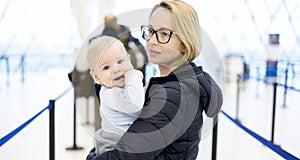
[143,83,149,91]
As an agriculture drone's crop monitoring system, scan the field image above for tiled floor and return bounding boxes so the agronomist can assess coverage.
[0,72,299,160]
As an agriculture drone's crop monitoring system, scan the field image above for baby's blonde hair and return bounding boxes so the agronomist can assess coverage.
[86,36,121,71]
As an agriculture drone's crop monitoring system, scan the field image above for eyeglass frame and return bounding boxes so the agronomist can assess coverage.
[141,25,177,44]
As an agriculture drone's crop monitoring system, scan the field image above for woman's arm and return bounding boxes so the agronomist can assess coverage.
[87,81,184,160]
[201,72,223,117]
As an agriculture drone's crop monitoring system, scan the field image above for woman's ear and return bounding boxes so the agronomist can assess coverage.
[90,70,101,84]
[181,43,187,54]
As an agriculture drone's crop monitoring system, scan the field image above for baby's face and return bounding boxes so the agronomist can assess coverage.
[94,41,130,88]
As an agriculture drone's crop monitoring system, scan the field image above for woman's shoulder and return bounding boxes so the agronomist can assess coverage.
[145,79,182,109]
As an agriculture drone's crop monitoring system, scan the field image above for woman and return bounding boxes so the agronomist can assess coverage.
[87,0,223,159]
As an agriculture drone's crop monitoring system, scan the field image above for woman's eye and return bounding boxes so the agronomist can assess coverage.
[103,65,110,70]
[161,31,170,37]
[148,29,154,34]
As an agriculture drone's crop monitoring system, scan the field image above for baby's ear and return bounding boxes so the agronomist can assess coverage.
[90,70,101,84]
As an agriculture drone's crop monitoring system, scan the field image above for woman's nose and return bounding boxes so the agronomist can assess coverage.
[148,33,159,45]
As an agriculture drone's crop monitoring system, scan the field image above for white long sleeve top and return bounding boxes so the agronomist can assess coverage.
[95,70,144,155]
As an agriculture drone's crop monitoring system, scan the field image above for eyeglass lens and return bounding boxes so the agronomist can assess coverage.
[141,26,173,44]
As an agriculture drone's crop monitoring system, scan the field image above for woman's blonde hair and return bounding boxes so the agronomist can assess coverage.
[151,0,201,61]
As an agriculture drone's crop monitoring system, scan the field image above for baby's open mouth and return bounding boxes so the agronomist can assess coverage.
[113,75,125,81]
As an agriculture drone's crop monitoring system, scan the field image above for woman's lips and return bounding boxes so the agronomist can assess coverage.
[149,50,161,56]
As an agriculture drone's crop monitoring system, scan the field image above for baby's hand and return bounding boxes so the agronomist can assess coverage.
[121,55,134,72]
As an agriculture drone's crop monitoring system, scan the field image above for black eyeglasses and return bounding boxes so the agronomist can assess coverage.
[141,25,176,44]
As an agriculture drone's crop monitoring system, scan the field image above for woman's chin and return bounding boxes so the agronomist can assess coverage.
[149,57,160,64]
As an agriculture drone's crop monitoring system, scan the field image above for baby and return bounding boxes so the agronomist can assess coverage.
[86,36,144,155]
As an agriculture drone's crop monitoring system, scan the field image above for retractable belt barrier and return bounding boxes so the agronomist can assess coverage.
[221,110,299,160]
[221,73,299,160]
[0,103,51,147]
[0,86,73,160]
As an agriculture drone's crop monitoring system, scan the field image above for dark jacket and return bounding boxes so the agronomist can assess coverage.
[87,62,223,160]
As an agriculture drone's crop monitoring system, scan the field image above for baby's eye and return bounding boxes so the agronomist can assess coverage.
[103,65,110,70]
[117,59,124,64]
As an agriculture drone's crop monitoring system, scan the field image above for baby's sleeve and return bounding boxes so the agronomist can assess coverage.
[114,70,145,114]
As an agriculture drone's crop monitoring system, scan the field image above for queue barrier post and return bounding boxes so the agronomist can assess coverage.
[211,114,218,160]
[49,100,55,160]
[271,82,277,143]
[66,92,83,150]
[236,74,241,121]
[283,64,288,107]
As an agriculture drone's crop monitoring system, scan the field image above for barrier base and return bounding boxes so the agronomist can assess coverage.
[66,145,84,150]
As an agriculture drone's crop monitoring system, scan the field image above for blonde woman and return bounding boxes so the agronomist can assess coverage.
[87,0,222,159]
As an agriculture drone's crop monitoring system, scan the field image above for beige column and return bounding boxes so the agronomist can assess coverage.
[71,0,90,41]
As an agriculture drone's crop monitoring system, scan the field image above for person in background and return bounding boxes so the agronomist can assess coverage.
[87,0,223,159]
[86,36,144,156]
[89,14,149,69]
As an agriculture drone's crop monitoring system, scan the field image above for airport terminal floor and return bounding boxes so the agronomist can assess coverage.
[0,70,300,160]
